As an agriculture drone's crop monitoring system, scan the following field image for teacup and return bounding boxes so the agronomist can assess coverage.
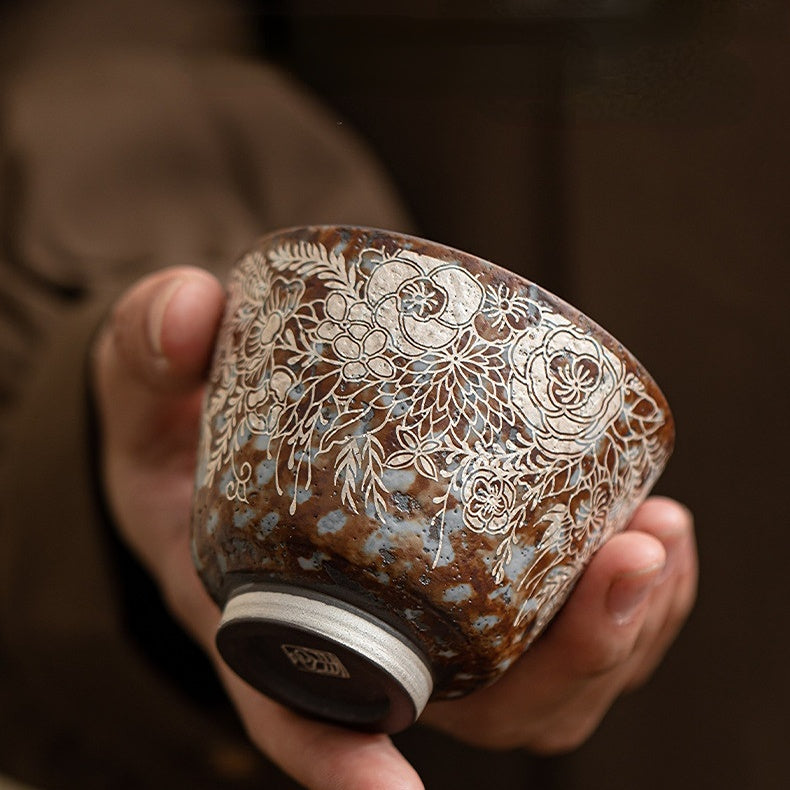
[191,226,674,733]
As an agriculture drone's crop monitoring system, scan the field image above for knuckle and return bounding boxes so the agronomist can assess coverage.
[574,635,635,679]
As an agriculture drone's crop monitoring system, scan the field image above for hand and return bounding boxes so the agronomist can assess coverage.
[93,266,423,789]
[422,496,697,753]
[93,267,697,788]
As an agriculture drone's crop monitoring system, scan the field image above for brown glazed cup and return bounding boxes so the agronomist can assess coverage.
[191,226,674,733]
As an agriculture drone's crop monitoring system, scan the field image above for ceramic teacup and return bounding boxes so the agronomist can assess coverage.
[191,225,674,733]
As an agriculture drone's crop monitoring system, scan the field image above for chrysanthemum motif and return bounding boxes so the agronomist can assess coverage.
[364,251,485,355]
[405,332,509,439]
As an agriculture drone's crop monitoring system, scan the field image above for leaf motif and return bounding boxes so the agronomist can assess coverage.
[395,426,420,451]
[628,394,663,432]
[341,477,358,513]
[247,412,268,434]
[319,410,366,452]
[388,450,415,469]
[201,234,673,634]
[535,504,569,550]
[367,485,388,520]
[415,454,440,481]
[540,457,580,498]
[268,242,353,296]
[532,565,575,618]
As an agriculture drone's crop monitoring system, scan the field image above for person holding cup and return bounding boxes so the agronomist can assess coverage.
[0,1,697,788]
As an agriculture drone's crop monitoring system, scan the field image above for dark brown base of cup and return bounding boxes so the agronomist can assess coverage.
[216,583,434,734]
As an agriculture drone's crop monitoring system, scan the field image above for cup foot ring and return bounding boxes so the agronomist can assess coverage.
[216,586,434,734]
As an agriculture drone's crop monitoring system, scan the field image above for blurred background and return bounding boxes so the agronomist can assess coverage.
[263,2,790,787]
[2,0,789,787]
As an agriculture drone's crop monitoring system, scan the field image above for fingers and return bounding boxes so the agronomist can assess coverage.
[423,497,697,755]
[93,268,424,789]
[91,269,696,781]
[92,267,225,575]
[102,266,225,388]
[622,497,698,690]
[494,527,668,753]
[545,528,667,679]
[222,674,425,790]
[161,550,426,790]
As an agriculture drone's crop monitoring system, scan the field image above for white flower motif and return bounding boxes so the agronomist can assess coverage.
[566,480,617,550]
[198,238,670,651]
[365,253,485,355]
[318,292,374,331]
[334,326,394,381]
[316,292,394,381]
[404,332,509,439]
[462,469,517,535]
[483,282,541,334]
[387,426,443,480]
[238,276,304,377]
[510,318,626,457]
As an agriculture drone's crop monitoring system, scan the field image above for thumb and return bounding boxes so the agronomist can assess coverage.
[94,266,225,462]
[93,266,225,583]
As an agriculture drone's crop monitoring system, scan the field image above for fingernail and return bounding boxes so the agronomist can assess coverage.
[148,277,185,358]
[606,564,663,625]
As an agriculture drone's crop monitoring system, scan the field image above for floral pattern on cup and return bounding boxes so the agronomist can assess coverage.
[198,236,671,632]
[364,249,485,355]
[510,321,626,457]
[462,469,517,535]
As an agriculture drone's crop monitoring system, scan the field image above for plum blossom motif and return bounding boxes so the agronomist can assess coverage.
[316,292,394,381]
[364,251,485,355]
[462,469,518,535]
[510,317,626,457]
[333,326,393,381]
[483,282,541,335]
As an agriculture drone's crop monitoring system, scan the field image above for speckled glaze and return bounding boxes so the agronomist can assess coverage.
[191,226,674,700]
